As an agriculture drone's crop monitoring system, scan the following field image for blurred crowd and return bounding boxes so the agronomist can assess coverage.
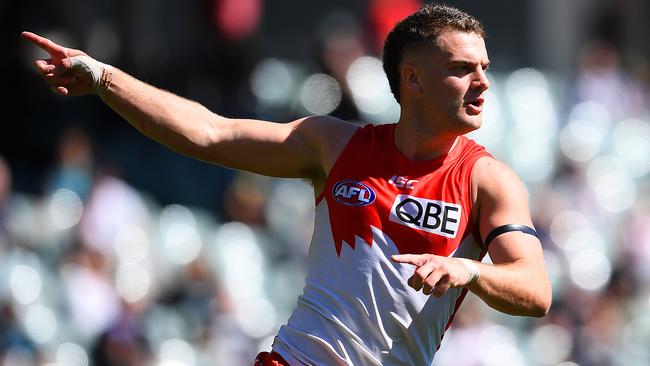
[4,0,650,365]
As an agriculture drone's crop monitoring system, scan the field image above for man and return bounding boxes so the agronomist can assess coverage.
[24,3,551,365]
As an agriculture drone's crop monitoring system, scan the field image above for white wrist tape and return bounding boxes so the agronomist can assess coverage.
[457,258,480,285]
[70,55,110,92]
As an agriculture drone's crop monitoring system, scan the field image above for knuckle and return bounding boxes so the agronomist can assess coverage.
[414,268,428,279]
[438,262,449,272]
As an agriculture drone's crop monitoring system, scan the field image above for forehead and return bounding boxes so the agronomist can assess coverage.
[433,30,489,62]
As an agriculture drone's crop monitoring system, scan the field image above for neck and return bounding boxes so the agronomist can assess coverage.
[394,115,460,161]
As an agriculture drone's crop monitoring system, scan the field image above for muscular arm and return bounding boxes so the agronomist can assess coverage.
[99,68,353,180]
[392,157,551,318]
[22,32,357,191]
[466,157,551,317]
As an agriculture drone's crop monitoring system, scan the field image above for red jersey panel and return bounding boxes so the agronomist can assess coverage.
[322,123,491,257]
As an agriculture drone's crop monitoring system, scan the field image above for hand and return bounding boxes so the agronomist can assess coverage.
[21,31,96,96]
[391,254,475,297]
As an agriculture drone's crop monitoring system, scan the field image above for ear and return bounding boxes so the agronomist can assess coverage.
[400,63,422,96]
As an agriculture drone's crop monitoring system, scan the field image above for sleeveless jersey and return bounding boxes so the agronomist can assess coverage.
[273,123,493,365]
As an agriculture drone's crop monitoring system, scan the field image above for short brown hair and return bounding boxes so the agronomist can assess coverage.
[382,3,486,103]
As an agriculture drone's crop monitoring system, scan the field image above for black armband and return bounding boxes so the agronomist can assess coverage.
[484,224,538,247]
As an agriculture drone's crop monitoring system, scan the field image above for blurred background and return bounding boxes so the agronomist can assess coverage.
[3,0,650,365]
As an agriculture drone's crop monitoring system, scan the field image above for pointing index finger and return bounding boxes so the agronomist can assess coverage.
[391,254,424,266]
[21,31,67,59]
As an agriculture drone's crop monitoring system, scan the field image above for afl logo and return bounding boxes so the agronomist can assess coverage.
[332,180,376,206]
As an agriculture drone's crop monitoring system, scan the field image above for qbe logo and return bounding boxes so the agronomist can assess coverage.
[332,180,376,206]
[389,195,461,238]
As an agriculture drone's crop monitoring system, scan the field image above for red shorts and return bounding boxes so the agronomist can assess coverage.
[253,351,290,366]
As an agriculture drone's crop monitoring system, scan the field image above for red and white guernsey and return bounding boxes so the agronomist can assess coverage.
[273,123,493,365]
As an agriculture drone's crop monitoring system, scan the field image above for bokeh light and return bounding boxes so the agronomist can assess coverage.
[346,56,400,122]
[9,264,42,305]
[549,210,590,248]
[299,73,342,115]
[530,324,573,365]
[56,342,89,366]
[508,136,554,182]
[612,118,650,177]
[158,361,187,366]
[49,188,83,230]
[160,204,196,228]
[506,68,558,143]
[558,227,607,257]
[478,325,517,353]
[504,68,557,183]
[569,248,612,291]
[160,204,202,265]
[163,223,202,265]
[23,304,57,344]
[559,118,608,162]
[586,155,636,213]
[568,101,612,126]
[234,296,277,338]
[214,222,265,300]
[159,339,196,366]
[251,58,296,108]
[115,262,151,302]
[484,344,525,366]
[114,224,150,263]
[265,179,316,252]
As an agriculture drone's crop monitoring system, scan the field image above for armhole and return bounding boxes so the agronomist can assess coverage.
[467,154,494,250]
[314,124,364,205]
[314,190,326,205]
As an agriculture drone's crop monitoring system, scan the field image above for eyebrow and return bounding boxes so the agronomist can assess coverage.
[448,60,491,69]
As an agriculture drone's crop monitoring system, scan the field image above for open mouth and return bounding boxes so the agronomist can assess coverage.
[465,97,484,115]
[468,98,484,108]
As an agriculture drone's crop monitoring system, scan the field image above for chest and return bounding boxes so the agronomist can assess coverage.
[325,170,473,257]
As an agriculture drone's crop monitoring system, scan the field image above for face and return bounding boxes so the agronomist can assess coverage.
[402,30,490,135]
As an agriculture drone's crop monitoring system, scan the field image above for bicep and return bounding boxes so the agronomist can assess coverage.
[474,158,542,265]
[200,115,356,180]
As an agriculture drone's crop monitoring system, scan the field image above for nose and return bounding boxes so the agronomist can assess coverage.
[472,69,490,91]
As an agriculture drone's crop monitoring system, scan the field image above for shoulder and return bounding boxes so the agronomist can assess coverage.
[471,156,528,206]
[290,115,359,144]
[472,156,519,185]
[292,115,359,158]
[290,115,361,186]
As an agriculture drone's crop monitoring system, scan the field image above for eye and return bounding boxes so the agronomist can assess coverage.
[450,65,473,75]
